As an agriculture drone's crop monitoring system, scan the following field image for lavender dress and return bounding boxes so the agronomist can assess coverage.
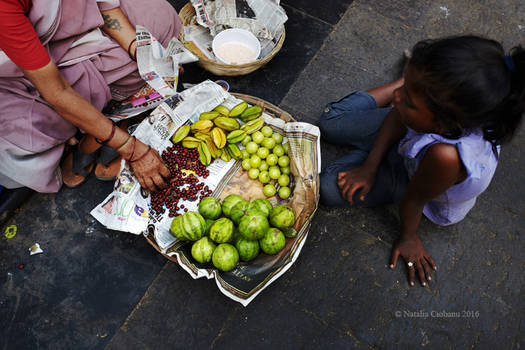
[398,128,499,225]
[0,0,181,192]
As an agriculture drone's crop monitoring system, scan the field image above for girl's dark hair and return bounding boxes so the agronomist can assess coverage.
[408,35,525,143]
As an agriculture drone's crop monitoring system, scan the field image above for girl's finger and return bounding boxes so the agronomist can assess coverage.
[408,263,416,286]
[425,255,437,270]
[346,185,359,205]
[415,260,426,286]
[421,258,431,281]
[389,249,399,269]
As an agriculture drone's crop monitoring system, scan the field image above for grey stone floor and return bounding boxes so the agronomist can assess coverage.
[1,0,524,349]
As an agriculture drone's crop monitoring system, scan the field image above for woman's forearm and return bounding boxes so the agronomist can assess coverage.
[100,7,137,58]
[23,61,135,157]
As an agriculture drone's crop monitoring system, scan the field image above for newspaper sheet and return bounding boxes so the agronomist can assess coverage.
[183,25,216,60]
[136,25,198,98]
[191,0,287,41]
[103,84,164,122]
[92,81,321,306]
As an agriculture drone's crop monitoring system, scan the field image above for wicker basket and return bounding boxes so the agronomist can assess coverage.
[178,2,286,76]
[145,93,295,263]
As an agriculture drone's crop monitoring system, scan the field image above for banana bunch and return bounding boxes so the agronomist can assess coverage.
[170,100,265,166]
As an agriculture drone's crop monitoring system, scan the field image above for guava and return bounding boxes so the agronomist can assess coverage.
[212,243,239,272]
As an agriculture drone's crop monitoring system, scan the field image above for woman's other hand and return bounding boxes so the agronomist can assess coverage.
[337,165,376,204]
[389,236,436,286]
[129,143,170,192]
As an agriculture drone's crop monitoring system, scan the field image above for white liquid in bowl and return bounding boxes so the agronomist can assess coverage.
[215,42,257,65]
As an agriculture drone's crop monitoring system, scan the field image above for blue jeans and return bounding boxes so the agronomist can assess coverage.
[319,91,409,207]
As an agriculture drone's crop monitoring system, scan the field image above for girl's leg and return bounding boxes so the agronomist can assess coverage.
[320,148,409,208]
[319,79,404,152]
[319,91,391,152]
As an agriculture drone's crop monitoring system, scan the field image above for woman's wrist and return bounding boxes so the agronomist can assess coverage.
[118,135,137,160]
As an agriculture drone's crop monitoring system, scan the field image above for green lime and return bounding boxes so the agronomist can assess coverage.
[263,184,277,197]
[278,186,291,199]
[252,131,264,144]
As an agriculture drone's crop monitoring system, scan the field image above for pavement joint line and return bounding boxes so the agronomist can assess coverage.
[209,307,240,349]
[347,0,421,32]
[283,296,378,349]
[104,261,172,348]
[280,3,334,27]
[279,2,353,106]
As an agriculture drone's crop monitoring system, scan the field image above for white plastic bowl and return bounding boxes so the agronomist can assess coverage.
[212,28,261,65]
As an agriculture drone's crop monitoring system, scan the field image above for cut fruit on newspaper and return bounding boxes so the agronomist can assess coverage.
[91,80,321,306]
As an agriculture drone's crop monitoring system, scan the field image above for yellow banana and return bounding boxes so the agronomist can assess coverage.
[220,149,232,162]
[213,105,230,117]
[198,142,212,165]
[191,120,213,134]
[181,136,201,148]
[229,101,248,117]
[226,130,247,144]
[214,117,240,131]
[200,111,220,121]
[240,117,264,134]
[171,124,190,143]
[240,105,263,121]
[227,143,242,160]
[211,127,227,149]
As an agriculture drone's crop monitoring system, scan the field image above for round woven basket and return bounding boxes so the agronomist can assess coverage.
[144,93,295,263]
[178,2,286,76]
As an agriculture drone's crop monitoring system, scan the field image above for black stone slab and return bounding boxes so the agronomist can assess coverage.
[280,55,389,125]
[366,0,433,29]
[419,0,525,49]
[105,262,242,349]
[105,239,373,349]
[281,0,353,26]
[175,3,334,106]
[0,176,165,350]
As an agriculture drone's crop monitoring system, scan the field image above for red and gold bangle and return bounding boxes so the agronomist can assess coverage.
[128,38,137,61]
[95,123,116,144]
[116,134,132,151]
[129,145,152,163]
[125,136,137,161]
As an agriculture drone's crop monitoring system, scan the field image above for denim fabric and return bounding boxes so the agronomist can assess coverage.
[319,91,392,152]
[319,91,409,207]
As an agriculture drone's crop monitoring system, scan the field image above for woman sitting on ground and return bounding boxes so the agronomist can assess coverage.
[0,0,182,192]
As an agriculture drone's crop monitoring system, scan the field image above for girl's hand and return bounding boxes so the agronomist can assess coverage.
[389,236,436,286]
[337,166,376,204]
[130,145,170,192]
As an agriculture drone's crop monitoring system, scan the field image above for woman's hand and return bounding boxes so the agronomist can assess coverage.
[390,235,436,286]
[337,165,376,204]
[129,143,170,192]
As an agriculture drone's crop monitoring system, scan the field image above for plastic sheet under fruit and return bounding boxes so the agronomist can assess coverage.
[92,80,321,305]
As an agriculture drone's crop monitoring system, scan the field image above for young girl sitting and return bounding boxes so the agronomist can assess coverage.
[319,36,524,287]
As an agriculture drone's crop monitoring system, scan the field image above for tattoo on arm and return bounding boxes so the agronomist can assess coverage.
[102,14,122,30]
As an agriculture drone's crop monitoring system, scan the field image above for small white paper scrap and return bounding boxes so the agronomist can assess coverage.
[29,243,43,255]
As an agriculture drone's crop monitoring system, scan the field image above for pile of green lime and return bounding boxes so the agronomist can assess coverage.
[239,126,292,199]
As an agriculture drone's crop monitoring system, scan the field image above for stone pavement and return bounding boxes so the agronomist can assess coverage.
[1,0,524,349]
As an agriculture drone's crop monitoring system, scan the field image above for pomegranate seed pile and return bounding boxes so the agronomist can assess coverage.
[150,143,212,217]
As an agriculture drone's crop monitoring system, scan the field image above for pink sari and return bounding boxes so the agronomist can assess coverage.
[0,0,181,192]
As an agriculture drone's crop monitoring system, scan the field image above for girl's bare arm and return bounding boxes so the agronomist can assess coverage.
[391,143,466,285]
